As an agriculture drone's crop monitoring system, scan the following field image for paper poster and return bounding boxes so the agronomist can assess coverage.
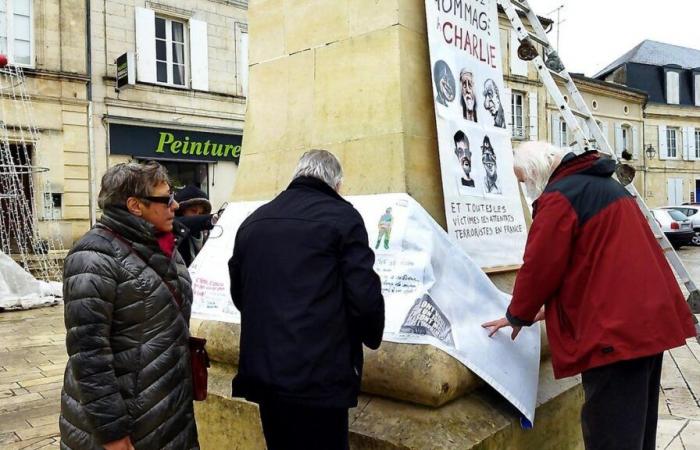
[190,193,540,423]
[426,0,528,269]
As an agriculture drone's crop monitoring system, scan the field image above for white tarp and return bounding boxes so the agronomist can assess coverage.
[0,250,62,310]
[426,0,528,270]
[190,193,540,423]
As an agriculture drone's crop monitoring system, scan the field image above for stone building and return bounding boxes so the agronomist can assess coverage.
[596,40,700,207]
[90,0,249,217]
[0,0,89,246]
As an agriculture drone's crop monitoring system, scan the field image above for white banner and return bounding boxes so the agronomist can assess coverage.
[426,0,528,269]
[190,193,540,423]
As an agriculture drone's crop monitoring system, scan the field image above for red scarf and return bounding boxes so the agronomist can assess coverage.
[156,232,176,258]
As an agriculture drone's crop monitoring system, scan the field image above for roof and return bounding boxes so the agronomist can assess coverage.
[594,40,700,79]
[569,73,648,100]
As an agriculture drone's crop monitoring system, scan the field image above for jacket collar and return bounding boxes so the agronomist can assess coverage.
[548,150,607,185]
[287,176,349,204]
[97,206,188,247]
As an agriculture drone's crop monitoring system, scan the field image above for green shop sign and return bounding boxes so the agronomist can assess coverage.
[109,123,242,164]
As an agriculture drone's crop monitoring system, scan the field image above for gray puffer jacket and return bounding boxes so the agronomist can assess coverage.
[59,207,199,450]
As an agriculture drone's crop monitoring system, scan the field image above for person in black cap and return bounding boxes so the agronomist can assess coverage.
[174,185,219,266]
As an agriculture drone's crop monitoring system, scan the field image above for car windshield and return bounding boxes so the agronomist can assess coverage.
[667,210,688,221]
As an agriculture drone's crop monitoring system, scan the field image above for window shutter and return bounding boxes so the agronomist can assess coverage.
[614,123,624,157]
[666,71,680,104]
[689,127,697,160]
[551,115,561,146]
[135,7,156,83]
[632,126,639,160]
[695,74,700,107]
[658,125,668,160]
[504,87,513,134]
[189,19,209,91]
[600,121,609,147]
[527,91,538,140]
[239,32,249,96]
[682,127,690,160]
[510,33,528,77]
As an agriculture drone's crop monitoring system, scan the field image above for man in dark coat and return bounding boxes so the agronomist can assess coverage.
[228,149,385,450]
[483,142,697,450]
[60,162,199,450]
[174,185,218,266]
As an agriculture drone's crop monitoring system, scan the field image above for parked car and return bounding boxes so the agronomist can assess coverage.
[662,206,700,246]
[651,208,695,249]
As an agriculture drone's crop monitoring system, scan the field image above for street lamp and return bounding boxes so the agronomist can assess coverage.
[645,144,656,160]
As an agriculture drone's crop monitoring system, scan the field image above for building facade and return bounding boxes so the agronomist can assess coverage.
[91,0,249,219]
[596,40,700,207]
[0,0,90,247]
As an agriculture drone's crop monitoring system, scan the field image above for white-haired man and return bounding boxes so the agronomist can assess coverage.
[228,149,385,450]
[483,142,696,450]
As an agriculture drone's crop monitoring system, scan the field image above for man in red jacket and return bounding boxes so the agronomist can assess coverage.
[483,142,697,450]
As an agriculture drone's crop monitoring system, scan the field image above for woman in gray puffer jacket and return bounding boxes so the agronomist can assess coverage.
[59,162,199,450]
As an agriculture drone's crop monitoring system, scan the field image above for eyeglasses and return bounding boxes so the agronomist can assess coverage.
[141,192,176,208]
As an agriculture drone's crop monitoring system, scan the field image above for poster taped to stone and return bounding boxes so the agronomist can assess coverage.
[425,0,528,269]
[190,194,541,423]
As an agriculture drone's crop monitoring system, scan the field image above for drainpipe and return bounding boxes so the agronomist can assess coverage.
[86,0,97,225]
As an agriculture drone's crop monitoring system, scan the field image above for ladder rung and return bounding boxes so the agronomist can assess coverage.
[568,108,591,120]
[511,0,531,13]
[527,32,549,48]
[549,69,569,82]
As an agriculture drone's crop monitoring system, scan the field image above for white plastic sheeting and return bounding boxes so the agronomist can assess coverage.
[0,250,62,310]
[190,193,540,423]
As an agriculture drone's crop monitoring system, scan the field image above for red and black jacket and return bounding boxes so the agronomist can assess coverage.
[507,151,696,378]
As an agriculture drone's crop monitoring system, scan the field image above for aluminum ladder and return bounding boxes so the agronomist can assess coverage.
[498,0,700,338]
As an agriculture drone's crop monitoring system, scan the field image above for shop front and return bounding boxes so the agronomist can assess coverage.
[108,121,241,208]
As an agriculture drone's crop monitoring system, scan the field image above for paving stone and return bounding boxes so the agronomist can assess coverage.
[656,417,687,449]
[15,422,59,441]
[27,413,59,428]
[19,375,64,389]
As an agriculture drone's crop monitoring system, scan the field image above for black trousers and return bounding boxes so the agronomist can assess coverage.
[258,399,349,450]
[581,353,663,450]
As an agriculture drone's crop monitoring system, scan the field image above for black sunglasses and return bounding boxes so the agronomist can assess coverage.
[141,192,176,207]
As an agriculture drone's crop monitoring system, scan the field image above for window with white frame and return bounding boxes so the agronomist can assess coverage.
[0,0,32,66]
[511,91,524,139]
[559,120,568,146]
[695,129,700,159]
[155,16,187,87]
[666,71,680,105]
[667,127,678,158]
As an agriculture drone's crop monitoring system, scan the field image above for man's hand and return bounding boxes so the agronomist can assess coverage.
[482,307,545,341]
[103,436,134,450]
[482,317,522,340]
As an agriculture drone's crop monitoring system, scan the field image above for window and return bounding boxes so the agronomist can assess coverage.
[511,91,524,139]
[155,16,187,87]
[667,128,678,158]
[666,71,680,105]
[559,120,568,146]
[0,0,32,66]
[695,73,700,106]
[695,130,700,159]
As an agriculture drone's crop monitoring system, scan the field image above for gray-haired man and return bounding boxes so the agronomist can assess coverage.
[228,149,385,450]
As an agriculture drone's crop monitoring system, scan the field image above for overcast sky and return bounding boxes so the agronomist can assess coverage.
[527,0,700,76]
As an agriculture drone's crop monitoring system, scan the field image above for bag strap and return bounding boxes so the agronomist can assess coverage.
[100,225,184,311]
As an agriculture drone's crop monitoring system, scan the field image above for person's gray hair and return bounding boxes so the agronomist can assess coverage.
[291,149,343,190]
[513,141,568,200]
[97,161,170,209]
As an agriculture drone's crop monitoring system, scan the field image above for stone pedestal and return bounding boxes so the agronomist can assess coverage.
[195,1,583,448]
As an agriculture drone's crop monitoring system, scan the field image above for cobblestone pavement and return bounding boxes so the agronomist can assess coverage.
[0,248,699,449]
